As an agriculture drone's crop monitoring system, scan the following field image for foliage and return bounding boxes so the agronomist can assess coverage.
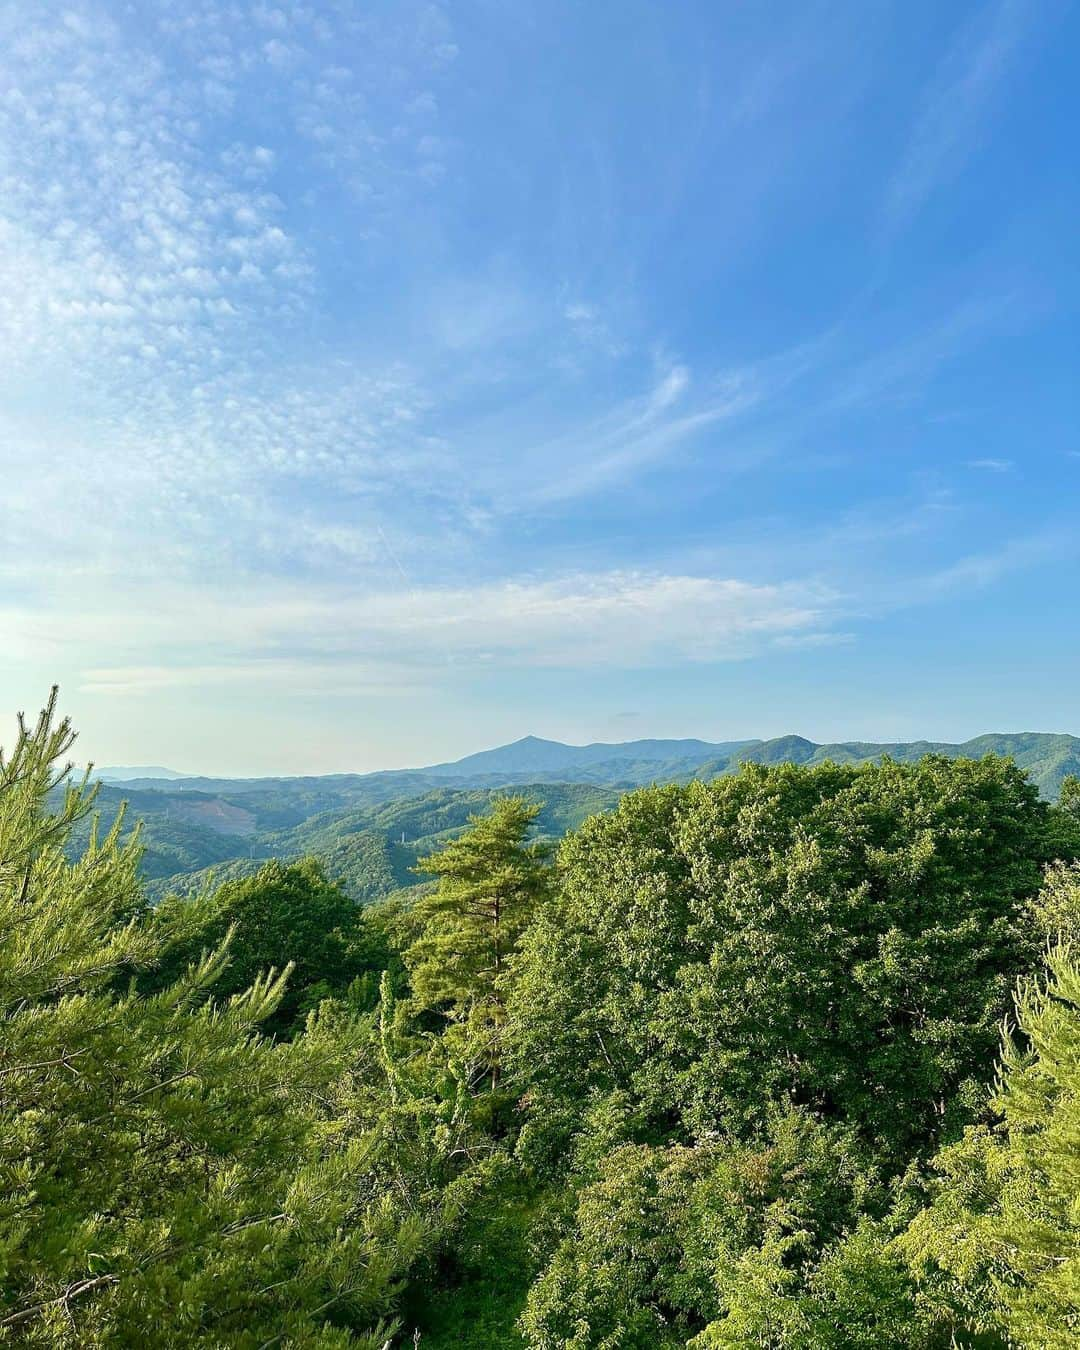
[1061,773,1080,818]
[12,691,1080,1347]
[148,857,385,1034]
[405,1181,545,1349]
[0,694,471,1345]
[98,734,1080,890]
[133,783,618,907]
[406,797,551,1089]
[900,928,1080,1347]
[521,1107,880,1349]
[67,796,246,881]
[509,756,1059,1162]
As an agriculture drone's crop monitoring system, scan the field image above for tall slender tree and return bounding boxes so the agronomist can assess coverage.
[406,797,550,1088]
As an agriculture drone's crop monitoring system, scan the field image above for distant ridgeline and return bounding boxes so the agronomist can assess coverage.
[83,731,1080,902]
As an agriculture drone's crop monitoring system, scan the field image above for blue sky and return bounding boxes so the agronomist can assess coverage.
[2,0,1078,774]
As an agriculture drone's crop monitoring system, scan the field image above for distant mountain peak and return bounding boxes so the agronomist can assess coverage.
[424,734,760,779]
[96,766,191,782]
[739,734,817,764]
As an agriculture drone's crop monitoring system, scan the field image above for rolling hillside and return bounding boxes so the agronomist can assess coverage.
[91,731,1080,902]
[141,783,623,903]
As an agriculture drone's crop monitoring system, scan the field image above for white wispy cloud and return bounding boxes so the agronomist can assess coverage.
[822,290,1028,414]
[5,0,1025,593]
[518,363,760,506]
[12,518,1058,701]
[2,0,757,593]
[0,11,312,387]
[881,527,1075,607]
[2,568,841,695]
[883,0,1039,230]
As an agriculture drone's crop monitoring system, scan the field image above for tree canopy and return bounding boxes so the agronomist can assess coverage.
[0,694,484,1345]
[510,756,1056,1160]
[148,855,385,1034]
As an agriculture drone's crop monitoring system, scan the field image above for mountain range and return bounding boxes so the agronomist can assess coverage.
[97,765,194,782]
[81,732,1080,908]
[99,730,1080,800]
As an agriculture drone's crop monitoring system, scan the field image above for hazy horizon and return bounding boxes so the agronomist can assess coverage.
[5,1,1079,775]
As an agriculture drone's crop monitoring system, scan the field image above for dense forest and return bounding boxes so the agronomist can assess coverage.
[5,693,1080,1346]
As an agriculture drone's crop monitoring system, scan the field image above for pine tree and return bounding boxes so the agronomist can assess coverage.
[0,692,435,1345]
[406,797,550,1089]
[902,872,1080,1347]
[987,940,1080,1345]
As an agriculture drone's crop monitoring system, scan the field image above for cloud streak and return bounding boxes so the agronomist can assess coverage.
[883,0,1038,230]
[520,364,760,506]
[3,568,841,695]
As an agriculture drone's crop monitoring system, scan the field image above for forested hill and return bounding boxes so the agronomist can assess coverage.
[104,729,1080,799]
[86,731,1080,904]
[76,782,624,903]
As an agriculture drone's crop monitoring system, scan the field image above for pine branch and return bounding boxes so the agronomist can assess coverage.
[0,1049,87,1078]
[0,1274,119,1329]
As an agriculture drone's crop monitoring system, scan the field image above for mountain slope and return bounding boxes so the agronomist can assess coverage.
[144,783,623,904]
[423,734,757,778]
[100,731,1080,902]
